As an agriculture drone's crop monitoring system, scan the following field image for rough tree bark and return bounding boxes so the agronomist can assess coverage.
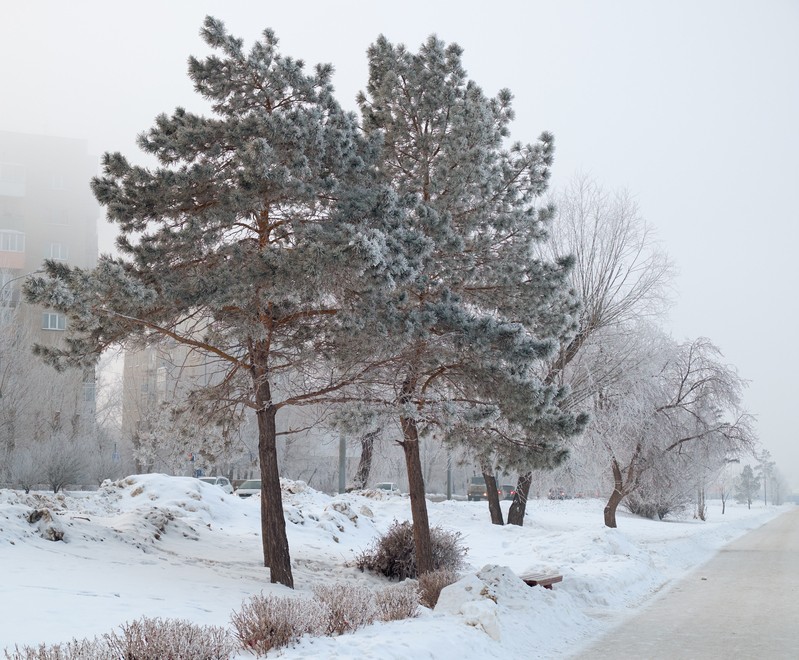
[603,444,642,529]
[352,430,378,490]
[603,458,625,528]
[400,417,433,576]
[252,349,293,588]
[507,472,533,526]
[481,468,504,525]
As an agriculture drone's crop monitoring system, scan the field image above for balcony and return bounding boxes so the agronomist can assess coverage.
[0,230,25,269]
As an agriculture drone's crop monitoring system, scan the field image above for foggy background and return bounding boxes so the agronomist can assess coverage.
[2,0,797,487]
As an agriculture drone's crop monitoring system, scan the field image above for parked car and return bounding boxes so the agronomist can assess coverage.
[198,476,233,494]
[234,479,262,498]
[374,482,400,494]
[500,484,516,500]
[548,486,571,500]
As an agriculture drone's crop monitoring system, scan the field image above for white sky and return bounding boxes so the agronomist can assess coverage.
[2,1,798,487]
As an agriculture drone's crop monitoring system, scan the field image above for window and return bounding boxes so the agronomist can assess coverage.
[0,163,25,196]
[0,230,25,252]
[48,242,68,261]
[42,312,66,331]
[48,208,71,226]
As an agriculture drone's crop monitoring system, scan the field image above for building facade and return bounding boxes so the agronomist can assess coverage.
[0,131,100,477]
[0,131,98,323]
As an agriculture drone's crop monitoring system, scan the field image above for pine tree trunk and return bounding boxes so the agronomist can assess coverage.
[400,415,434,576]
[603,459,625,529]
[507,472,532,526]
[482,468,504,525]
[352,430,378,490]
[252,352,294,588]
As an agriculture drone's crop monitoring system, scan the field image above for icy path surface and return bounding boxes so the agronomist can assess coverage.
[573,506,799,659]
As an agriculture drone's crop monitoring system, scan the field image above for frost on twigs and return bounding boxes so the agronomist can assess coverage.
[356,519,466,580]
[3,617,236,660]
[230,594,329,654]
[4,638,110,660]
[104,617,235,660]
[313,583,377,635]
[417,569,459,609]
[375,581,420,621]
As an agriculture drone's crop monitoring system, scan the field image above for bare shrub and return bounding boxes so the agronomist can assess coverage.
[375,581,420,621]
[41,440,85,494]
[312,584,376,635]
[3,638,111,660]
[3,619,234,660]
[231,594,329,654]
[104,617,235,659]
[417,569,458,609]
[7,447,42,494]
[356,520,467,580]
[625,485,689,521]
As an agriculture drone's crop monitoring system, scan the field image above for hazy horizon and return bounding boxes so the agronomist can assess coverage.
[2,0,797,489]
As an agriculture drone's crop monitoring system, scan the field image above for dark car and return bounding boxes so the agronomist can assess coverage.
[548,486,570,500]
[500,484,516,500]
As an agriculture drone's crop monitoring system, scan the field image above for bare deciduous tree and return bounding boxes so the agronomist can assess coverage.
[508,176,672,525]
[587,330,756,528]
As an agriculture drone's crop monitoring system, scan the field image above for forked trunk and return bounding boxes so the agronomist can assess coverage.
[400,414,433,576]
[252,353,294,588]
[482,468,504,525]
[507,472,533,526]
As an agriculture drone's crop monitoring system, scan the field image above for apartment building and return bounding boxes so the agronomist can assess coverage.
[0,130,100,433]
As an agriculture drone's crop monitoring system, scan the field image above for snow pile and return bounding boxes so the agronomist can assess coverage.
[0,475,787,658]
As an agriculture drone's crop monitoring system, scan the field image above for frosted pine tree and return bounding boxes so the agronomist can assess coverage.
[24,17,403,588]
[735,465,760,510]
[351,36,587,570]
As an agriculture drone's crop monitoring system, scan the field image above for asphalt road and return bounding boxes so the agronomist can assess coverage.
[572,506,799,659]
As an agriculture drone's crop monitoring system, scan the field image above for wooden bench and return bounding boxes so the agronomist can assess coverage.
[519,572,563,589]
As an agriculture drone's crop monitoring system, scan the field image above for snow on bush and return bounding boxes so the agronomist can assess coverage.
[313,583,377,634]
[356,519,467,579]
[230,594,330,654]
[105,617,235,659]
[4,618,235,660]
[417,568,459,609]
[4,638,109,660]
[374,581,420,621]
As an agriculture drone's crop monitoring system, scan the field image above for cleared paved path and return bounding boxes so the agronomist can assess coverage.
[573,507,799,659]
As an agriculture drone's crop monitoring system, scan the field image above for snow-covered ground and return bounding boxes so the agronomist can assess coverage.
[0,474,786,657]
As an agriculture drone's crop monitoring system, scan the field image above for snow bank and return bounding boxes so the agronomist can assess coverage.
[0,475,787,658]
